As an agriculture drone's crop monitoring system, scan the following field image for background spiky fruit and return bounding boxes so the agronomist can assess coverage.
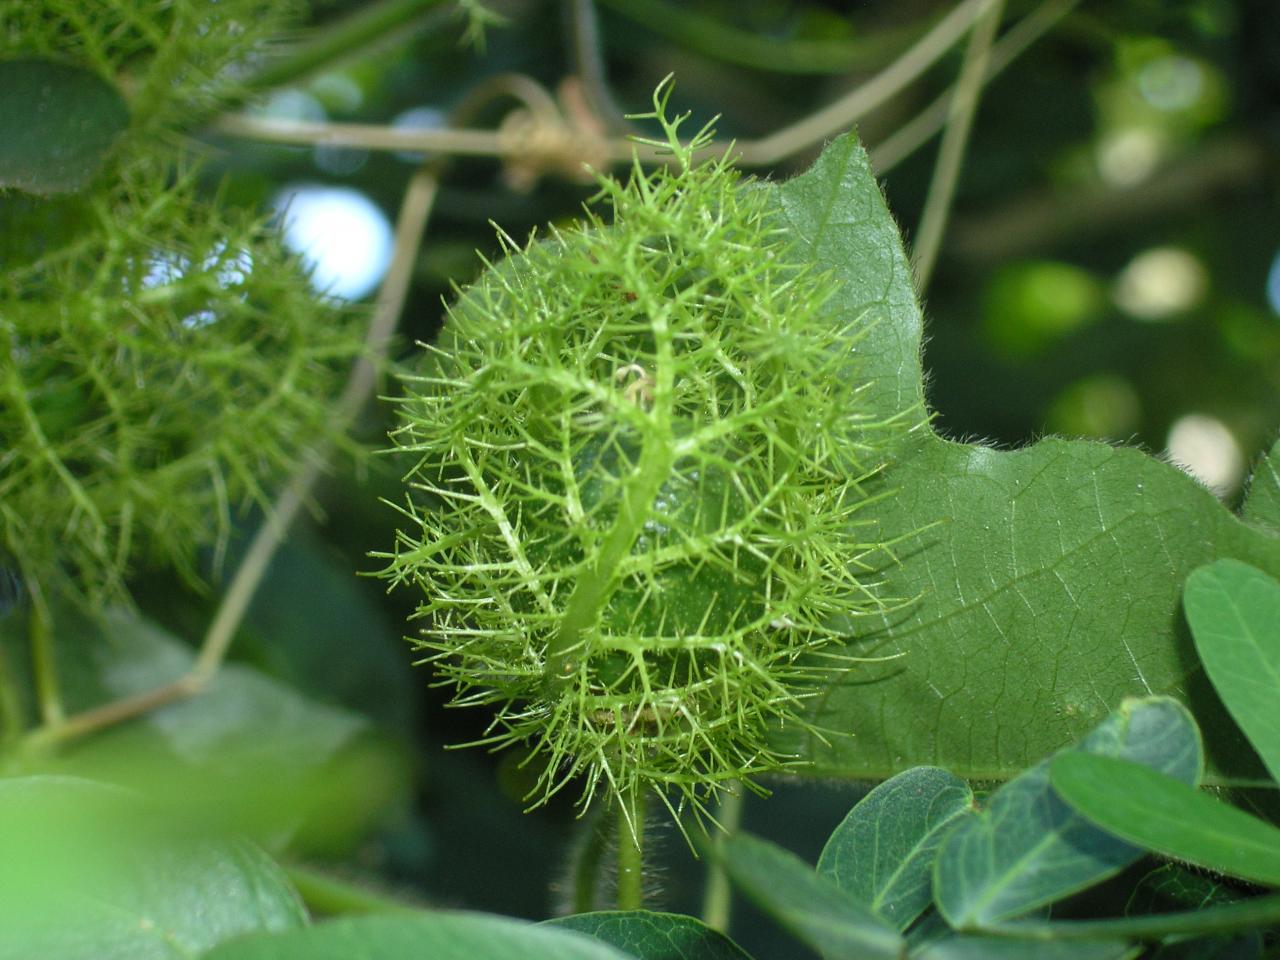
[1,0,361,606]
[0,169,360,604]
[381,86,917,819]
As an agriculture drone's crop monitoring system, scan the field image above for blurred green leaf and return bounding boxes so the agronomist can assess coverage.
[0,58,128,194]
[817,766,972,930]
[202,912,635,960]
[934,697,1201,929]
[1045,376,1141,441]
[17,608,405,852]
[0,776,305,960]
[1049,753,1280,887]
[1183,559,1280,783]
[718,831,904,960]
[546,911,753,959]
[769,134,1280,784]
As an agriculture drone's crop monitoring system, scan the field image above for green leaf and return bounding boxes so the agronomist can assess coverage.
[909,937,1138,960]
[934,697,1201,929]
[545,911,753,959]
[1049,754,1280,888]
[1183,559,1280,784]
[202,912,635,960]
[767,134,1280,782]
[817,766,973,930]
[718,831,904,960]
[0,59,128,194]
[1241,439,1280,532]
[0,776,305,960]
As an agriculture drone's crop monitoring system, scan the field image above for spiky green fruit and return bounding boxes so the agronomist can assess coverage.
[381,84,913,820]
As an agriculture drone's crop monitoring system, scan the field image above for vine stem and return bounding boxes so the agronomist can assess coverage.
[700,782,744,933]
[910,0,1006,293]
[869,0,1081,174]
[0,638,23,745]
[212,0,993,169]
[616,787,646,910]
[21,165,441,751]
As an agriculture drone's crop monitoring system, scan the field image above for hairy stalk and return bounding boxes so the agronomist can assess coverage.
[569,809,610,914]
[22,166,441,749]
[616,788,646,910]
[911,0,1006,292]
[701,782,744,932]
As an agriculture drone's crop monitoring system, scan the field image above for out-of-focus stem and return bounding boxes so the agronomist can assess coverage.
[910,0,1006,293]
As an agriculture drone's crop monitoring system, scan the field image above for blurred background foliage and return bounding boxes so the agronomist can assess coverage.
[5,0,1279,956]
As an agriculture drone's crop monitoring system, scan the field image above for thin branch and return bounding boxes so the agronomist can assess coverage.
[870,0,1082,174]
[24,676,202,750]
[911,0,1006,293]
[212,0,992,169]
[564,0,626,133]
[736,0,990,166]
[23,166,442,749]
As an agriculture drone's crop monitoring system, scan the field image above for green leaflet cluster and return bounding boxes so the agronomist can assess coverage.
[381,84,916,818]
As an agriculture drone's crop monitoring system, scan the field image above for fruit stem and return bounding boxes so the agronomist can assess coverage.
[616,787,646,910]
[701,782,744,932]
